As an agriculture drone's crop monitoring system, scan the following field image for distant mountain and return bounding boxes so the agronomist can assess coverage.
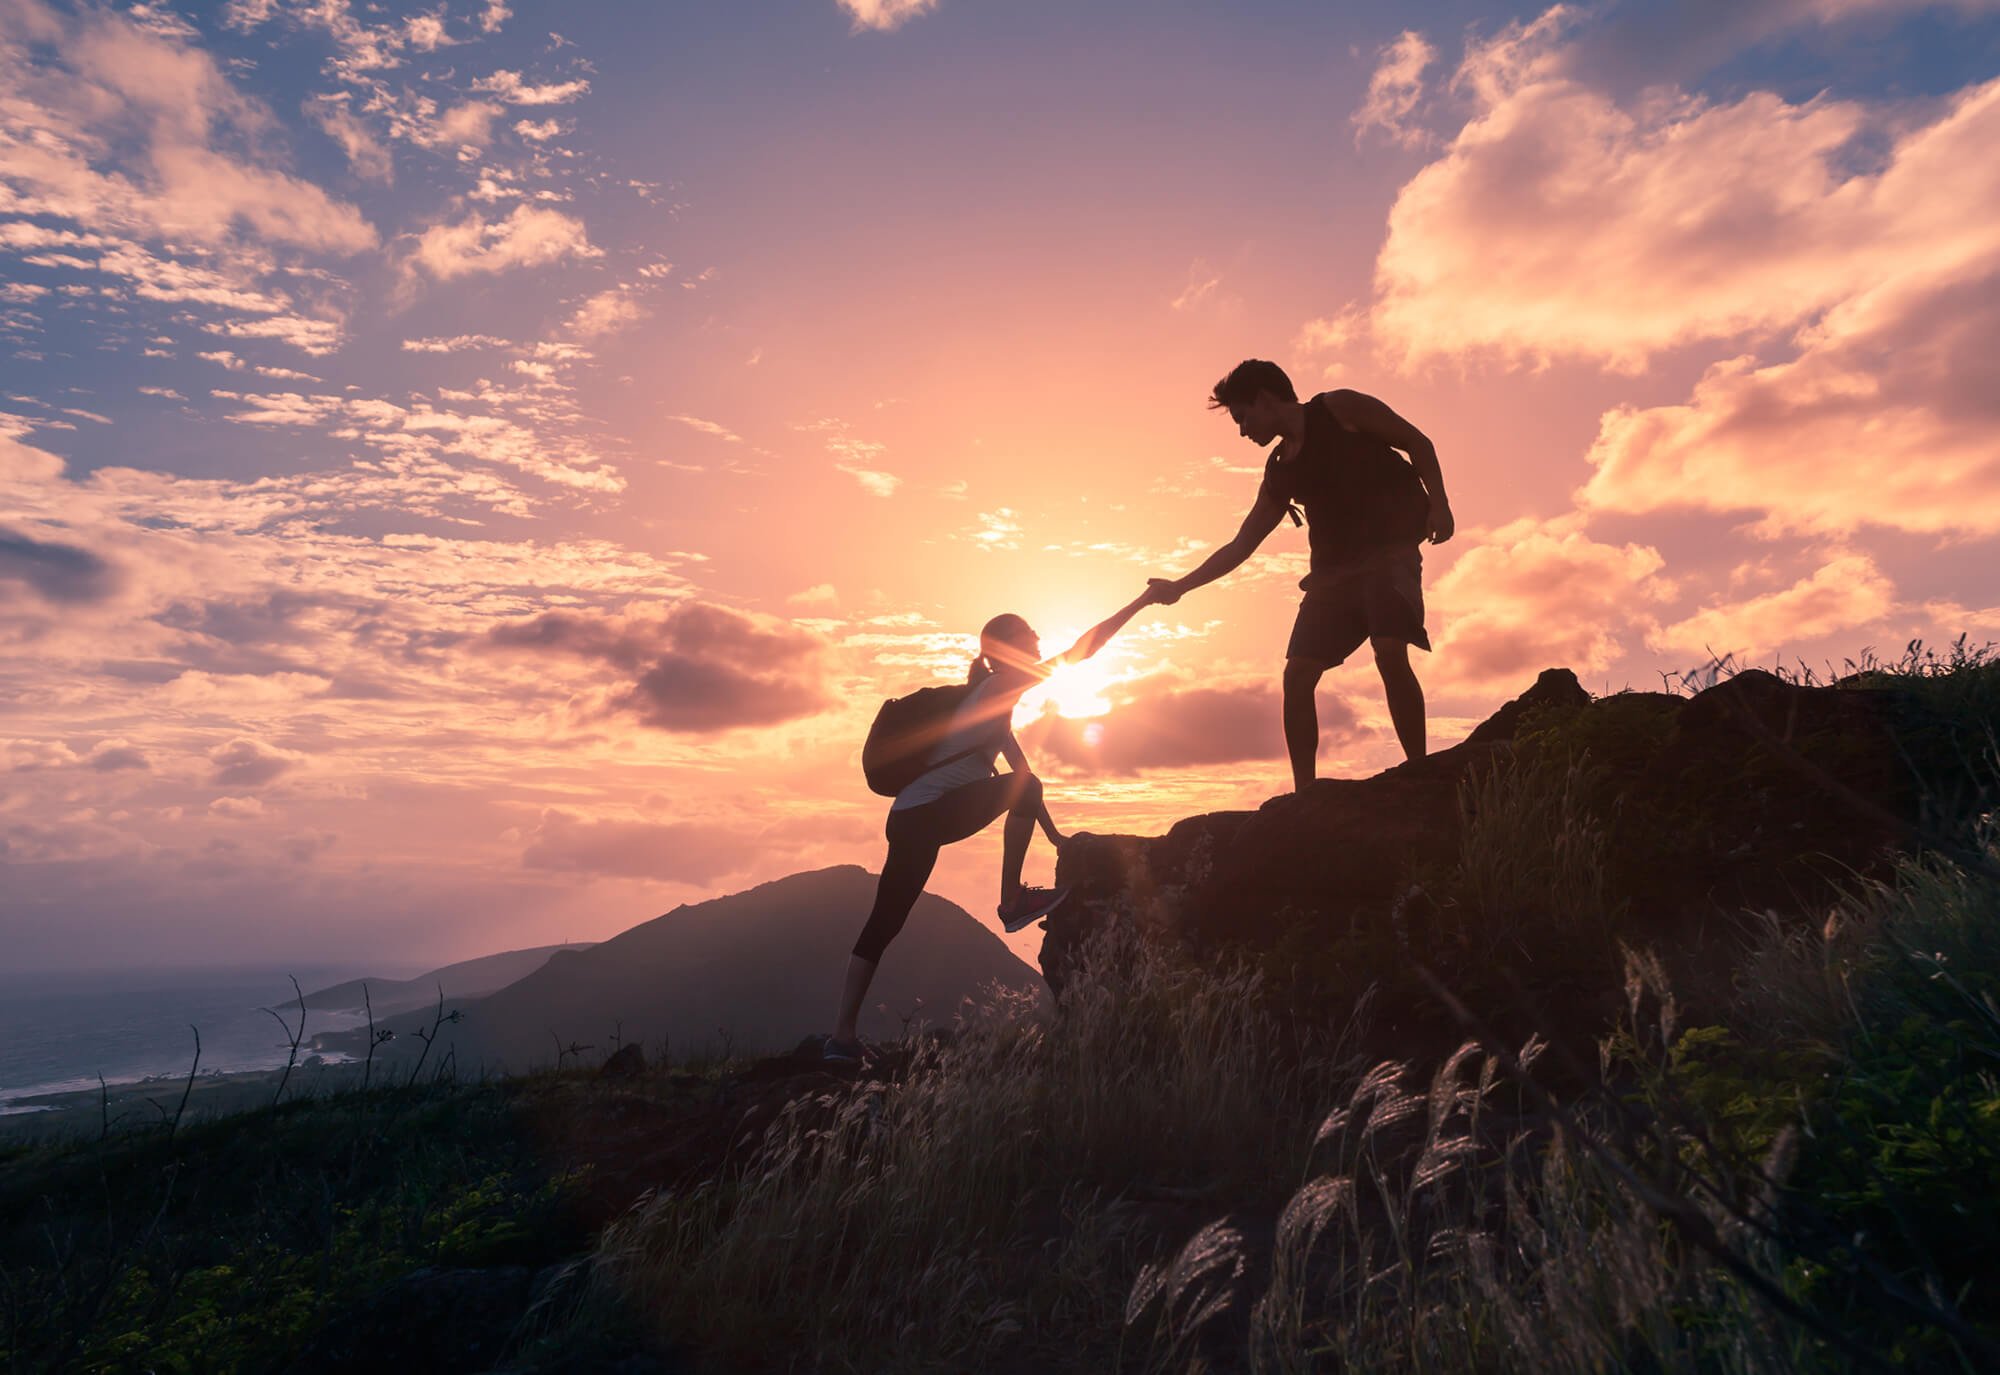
[299,944,596,1018]
[314,866,1038,1070]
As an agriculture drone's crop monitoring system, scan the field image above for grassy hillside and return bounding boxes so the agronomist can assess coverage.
[4,649,1996,1373]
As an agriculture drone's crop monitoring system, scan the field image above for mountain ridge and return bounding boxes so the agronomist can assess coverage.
[297,943,598,1016]
[315,864,1035,1069]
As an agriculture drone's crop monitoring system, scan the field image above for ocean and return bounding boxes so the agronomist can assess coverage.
[0,966,385,1112]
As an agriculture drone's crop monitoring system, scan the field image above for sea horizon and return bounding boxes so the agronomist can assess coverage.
[0,964,396,1109]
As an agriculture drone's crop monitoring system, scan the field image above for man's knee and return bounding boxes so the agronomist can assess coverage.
[1283,659,1325,698]
[1371,637,1412,671]
[1008,770,1043,808]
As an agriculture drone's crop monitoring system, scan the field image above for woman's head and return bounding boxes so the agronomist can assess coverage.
[968,612,1040,683]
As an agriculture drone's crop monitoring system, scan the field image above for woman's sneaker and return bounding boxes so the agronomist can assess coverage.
[997,885,1070,933]
[818,1034,867,1064]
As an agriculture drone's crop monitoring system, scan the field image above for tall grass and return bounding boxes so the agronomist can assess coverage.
[1128,837,2000,1373]
[1455,748,1619,948]
[592,842,1999,1373]
[594,930,1368,1371]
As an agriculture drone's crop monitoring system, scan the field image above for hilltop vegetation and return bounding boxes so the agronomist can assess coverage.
[3,647,1997,1373]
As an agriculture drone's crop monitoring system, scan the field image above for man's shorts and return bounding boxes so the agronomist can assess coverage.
[1286,545,1431,667]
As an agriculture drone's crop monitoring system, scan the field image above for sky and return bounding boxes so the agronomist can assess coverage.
[3,0,1998,975]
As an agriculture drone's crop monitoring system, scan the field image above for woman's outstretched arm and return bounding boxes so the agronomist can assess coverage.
[1047,590,1155,670]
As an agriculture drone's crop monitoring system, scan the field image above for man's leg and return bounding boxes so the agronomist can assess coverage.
[1283,658,1328,792]
[1372,636,1426,761]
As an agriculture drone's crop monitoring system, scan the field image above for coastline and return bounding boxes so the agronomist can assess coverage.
[0,1056,373,1146]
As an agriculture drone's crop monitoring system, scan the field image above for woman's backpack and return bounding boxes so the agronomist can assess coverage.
[862,683,985,797]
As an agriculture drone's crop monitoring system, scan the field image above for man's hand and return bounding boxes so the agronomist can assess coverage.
[1427,498,1456,545]
[1146,577,1183,606]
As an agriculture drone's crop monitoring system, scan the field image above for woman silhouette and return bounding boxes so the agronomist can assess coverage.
[825,591,1158,1060]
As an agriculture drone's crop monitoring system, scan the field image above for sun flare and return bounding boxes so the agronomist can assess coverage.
[1016,628,1120,721]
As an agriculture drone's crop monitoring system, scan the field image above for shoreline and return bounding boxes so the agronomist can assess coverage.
[0,1055,381,1146]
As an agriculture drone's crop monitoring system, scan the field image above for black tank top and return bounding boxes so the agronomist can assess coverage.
[1257,393,1429,571]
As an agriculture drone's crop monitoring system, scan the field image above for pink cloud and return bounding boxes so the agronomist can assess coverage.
[837,0,940,33]
[408,204,598,281]
[1020,672,1323,775]
[1375,81,1870,370]
[567,287,645,337]
[1650,552,1897,659]
[486,602,833,733]
[471,69,591,106]
[1352,31,1436,148]
[0,524,119,603]
[521,809,760,884]
[1427,519,1674,691]
[1370,14,2000,373]
[0,0,376,255]
[209,736,303,787]
[1581,254,2000,536]
[306,95,394,183]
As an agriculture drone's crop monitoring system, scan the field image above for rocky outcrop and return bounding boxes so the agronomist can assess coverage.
[1042,667,1947,1006]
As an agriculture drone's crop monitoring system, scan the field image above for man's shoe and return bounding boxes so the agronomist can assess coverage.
[996,885,1070,933]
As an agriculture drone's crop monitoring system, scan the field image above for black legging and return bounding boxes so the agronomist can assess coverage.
[851,771,1043,963]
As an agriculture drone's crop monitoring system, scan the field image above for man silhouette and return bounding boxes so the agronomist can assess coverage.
[1148,360,1454,790]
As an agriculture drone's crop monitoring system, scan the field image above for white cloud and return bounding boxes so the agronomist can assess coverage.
[0,0,376,255]
[472,69,592,105]
[408,204,598,281]
[402,334,511,353]
[306,96,395,182]
[1352,31,1435,147]
[1170,263,1221,312]
[1580,249,2000,536]
[1370,20,2000,373]
[1651,552,1896,658]
[211,312,344,355]
[968,509,1021,550]
[567,287,644,337]
[223,0,408,80]
[1295,305,1367,359]
[438,100,504,149]
[669,414,743,443]
[839,464,901,497]
[806,421,899,496]
[837,0,940,32]
[217,385,623,494]
[1428,517,1674,690]
[404,13,454,53]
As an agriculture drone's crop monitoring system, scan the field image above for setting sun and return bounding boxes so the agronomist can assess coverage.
[1014,629,1125,721]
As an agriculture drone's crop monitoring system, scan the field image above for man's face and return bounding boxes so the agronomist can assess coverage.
[1227,393,1283,446]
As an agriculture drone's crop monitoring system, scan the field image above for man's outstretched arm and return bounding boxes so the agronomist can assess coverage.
[1149,492,1289,605]
[1323,390,1454,543]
